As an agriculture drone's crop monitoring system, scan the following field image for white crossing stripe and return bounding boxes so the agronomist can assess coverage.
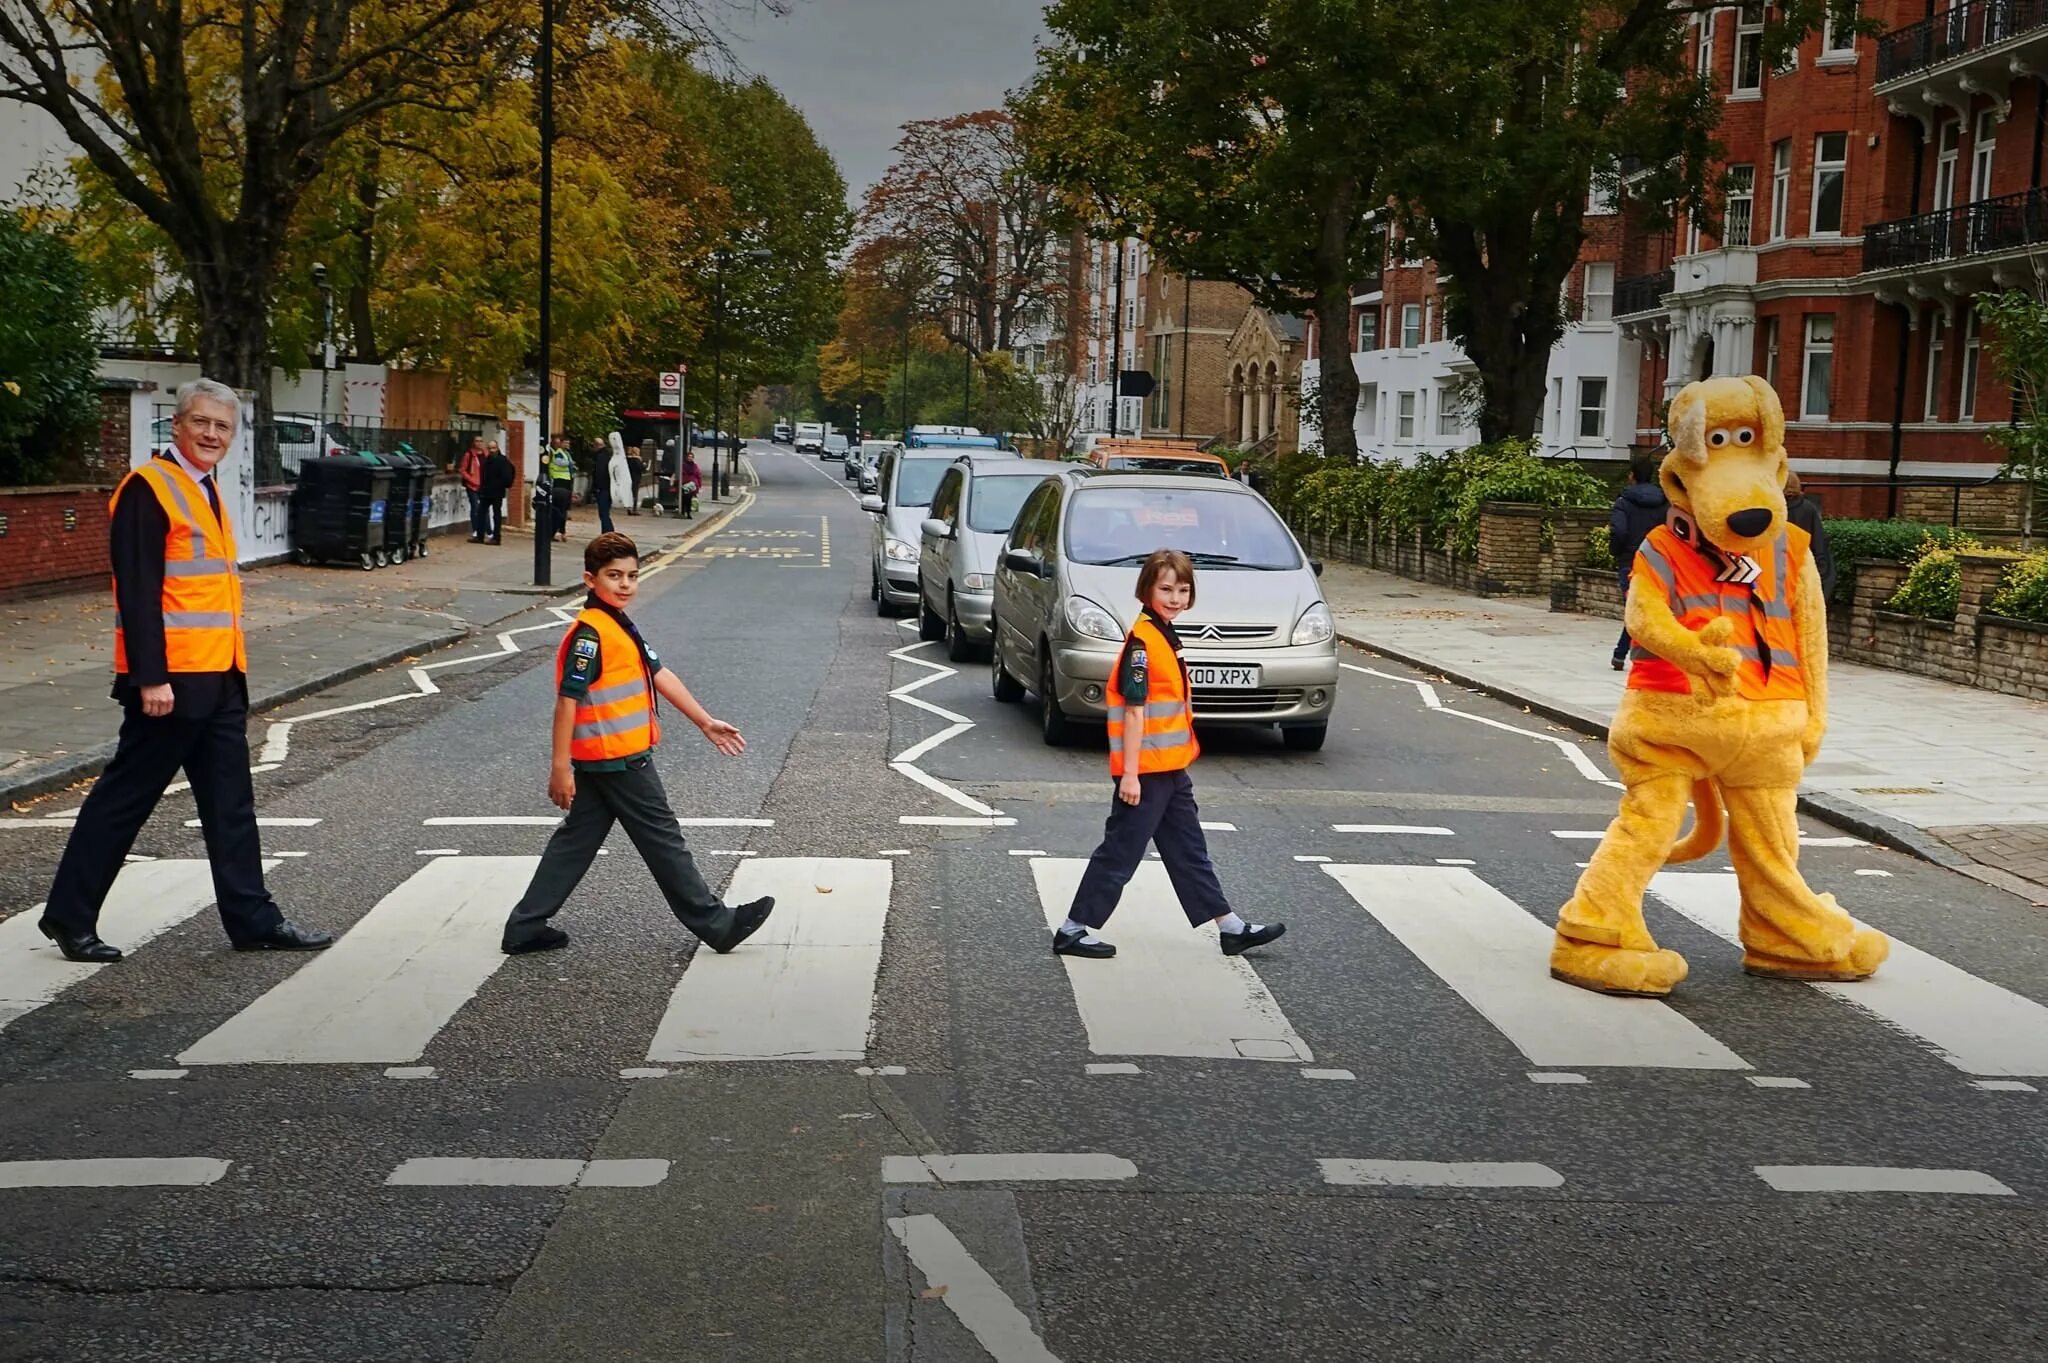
[646,857,890,1062]
[888,1214,1065,1363]
[1030,858,1311,1063]
[182,817,320,828]
[883,1153,1138,1184]
[1319,1159,1564,1189]
[384,1157,671,1187]
[1650,872,2048,1077]
[1321,865,1749,1071]
[1333,824,1456,836]
[0,860,278,1036]
[1753,1165,2013,1196]
[0,1157,230,1188]
[177,856,538,1065]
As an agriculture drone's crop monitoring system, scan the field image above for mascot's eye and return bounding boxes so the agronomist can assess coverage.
[1707,429,1730,447]
[1735,427,1756,445]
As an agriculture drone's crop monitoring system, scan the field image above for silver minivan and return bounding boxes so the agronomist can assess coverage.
[863,446,1018,614]
[989,468,1338,750]
[915,457,1059,660]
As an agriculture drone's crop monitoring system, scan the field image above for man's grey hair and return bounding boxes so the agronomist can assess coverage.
[174,378,242,431]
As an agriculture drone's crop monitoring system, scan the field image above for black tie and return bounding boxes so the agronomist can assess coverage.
[201,474,222,524]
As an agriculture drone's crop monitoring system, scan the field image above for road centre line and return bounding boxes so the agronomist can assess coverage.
[385,1157,670,1188]
[891,759,1002,817]
[886,635,1007,820]
[0,1158,232,1188]
[1752,1165,2013,1196]
[184,817,320,828]
[1319,1159,1564,1189]
[1341,662,1620,788]
[882,1153,1139,1184]
[902,815,1017,827]
[887,1214,1066,1363]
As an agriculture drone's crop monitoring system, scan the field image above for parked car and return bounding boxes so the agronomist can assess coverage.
[1086,441,1230,478]
[822,431,849,461]
[863,444,1019,616]
[852,440,895,492]
[915,457,1059,661]
[989,468,1336,750]
[771,422,794,444]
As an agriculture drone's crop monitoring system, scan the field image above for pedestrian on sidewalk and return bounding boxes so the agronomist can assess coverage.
[501,531,775,956]
[548,438,576,543]
[588,438,616,535]
[459,436,488,542]
[1609,457,1669,671]
[1783,472,1837,602]
[679,451,702,519]
[35,378,335,964]
[1053,549,1286,960]
[481,441,514,544]
[626,443,645,515]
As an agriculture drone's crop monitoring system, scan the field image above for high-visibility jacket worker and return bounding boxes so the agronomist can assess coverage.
[1105,613,1198,776]
[1627,517,1809,701]
[548,444,576,483]
[556,605,661,762]
[110,457,248,676]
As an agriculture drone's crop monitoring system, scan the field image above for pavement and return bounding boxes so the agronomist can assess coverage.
[1319,561,2048,900]
[0,485,754,809]
[0,445,2043,1362]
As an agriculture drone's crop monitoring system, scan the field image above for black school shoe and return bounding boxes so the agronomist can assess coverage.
[1220,922,1286,956]
[1052,926,1116,958]
[706,896,775,954]
[503,926,570,955]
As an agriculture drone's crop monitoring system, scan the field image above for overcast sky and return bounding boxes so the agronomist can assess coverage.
[726,0,1049,208]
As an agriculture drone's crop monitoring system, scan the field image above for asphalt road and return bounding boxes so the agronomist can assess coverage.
[1,443,2044,1363]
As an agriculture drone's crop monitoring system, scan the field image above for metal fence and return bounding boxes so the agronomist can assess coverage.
[1863,185,2048,272]
[1877,0,2048,84]
[1614,269,1674,319]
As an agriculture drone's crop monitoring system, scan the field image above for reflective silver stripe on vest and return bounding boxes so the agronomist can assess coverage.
[584,678,647,707]
[1143,699,1185,719]
[572,712,651,741]
[1629,644,1658,661]
[1735,644,1801,667]
[164,556,234,578]
[162,611,236,629]
[1140,725,1192,750]
[149,466,213,563]
[1637,542,1674,586]
[1105,705,1125,725]
[1674,593,1723,614]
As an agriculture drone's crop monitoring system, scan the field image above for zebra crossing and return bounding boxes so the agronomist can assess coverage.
[4,852,2046,1087]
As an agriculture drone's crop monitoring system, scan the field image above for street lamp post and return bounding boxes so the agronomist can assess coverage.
[311,263,334,426]
[532,0,556,587]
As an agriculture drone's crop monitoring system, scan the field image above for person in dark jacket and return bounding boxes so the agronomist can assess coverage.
[1609,457,1670,671]
[1783,471,1836,603]
[481,442,515,544]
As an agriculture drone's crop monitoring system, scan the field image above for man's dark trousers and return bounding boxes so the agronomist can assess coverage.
[43,674,285,943]
[1068,769,1230,930]
[502,755,733,944]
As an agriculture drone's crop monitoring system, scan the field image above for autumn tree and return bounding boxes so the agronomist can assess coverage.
[0,210,101,483]
[1022,0,1390,461]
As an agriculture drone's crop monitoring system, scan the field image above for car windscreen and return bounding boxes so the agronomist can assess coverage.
[967,473,1044,534]
[1063,485,1302,570]
[891,457,952,508]
[1104,457,1225,477]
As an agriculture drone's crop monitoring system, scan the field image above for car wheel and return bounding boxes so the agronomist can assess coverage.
[871,566,881,602]
[991,633,1024,702]
[918,592,945,642]
[945,594,976,663]
[1039,649,1075,746]
[1282,724,1329,752]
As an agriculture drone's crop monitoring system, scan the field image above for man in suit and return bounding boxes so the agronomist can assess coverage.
[37,378,335,963]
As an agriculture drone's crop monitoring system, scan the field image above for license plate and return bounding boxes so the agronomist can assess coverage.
[1188,664,1260,689]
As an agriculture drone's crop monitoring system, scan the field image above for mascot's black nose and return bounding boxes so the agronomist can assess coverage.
[1727,507,1774,538]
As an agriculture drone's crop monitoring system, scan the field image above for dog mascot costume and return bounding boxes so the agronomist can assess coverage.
[1550,375,1890,997]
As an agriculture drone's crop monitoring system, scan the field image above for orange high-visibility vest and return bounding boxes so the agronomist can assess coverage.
[1106,615,1200,777]
[1627,520,1810,701]
[110,458,248,676]
[558,608,661,762]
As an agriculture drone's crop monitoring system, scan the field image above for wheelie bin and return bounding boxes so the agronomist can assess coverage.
[373,450,418,566]
[289,453,393,569]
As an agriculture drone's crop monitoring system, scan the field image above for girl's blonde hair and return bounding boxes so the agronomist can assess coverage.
[1136,548,1196,608]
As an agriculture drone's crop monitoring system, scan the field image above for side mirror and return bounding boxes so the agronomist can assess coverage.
[860,495,884,514]
[921,518,953,541]
[1002,549,1042,577]
[1310,559,1325,578]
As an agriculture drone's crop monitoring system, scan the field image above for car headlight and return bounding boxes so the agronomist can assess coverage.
[1065,595,1123,641]
[1292,601,1335,646]
[962,573,994,592]
[884,538,918,563]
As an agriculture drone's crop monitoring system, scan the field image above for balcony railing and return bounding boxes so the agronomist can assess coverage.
[1876,0,2048,84]
[1614,268,1673,318]
[1863,186,2048,271]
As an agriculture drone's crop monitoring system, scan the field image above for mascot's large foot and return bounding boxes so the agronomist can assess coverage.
[1743,925,1890,982]
[1549,936,1690,998]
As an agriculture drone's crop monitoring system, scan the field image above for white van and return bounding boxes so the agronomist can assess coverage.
[794,422,826,453]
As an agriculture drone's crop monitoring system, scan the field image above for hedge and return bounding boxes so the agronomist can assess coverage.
[1822,519,1978,608]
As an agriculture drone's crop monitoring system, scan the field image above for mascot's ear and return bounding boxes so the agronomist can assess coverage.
[1668,382,1709,468]
[1740,374,1785,452]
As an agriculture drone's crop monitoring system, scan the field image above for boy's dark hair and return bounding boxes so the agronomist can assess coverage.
[1630,457,1660,485]
[1136,548,1197,608]
[585,532,640,574]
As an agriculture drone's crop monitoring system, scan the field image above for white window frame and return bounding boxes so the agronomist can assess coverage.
[1551,377,1564,435]
[1423,297,1436,343]
[1961,308,1982,420]
[1723,164,1755,247]
[1821,6,1857,60]
[1437,387,1461,437]
[1971,109,1998,202]
[1355,308,1377,353]
[1924,311,1946,420]
[1360,383,1378,436]
[1400,303,1423,349]
[1686,212,1704,256]
[1695,8,1718,82]
[1770,140,1791,241]
[1577,376,1609,441]
[1763,316,1780,386]
[1801,315,1835,420]
[1810,132,1847,237]
[1733,3,1765,93]
[1934,119,1961,212]
[1583,262,1615,323]
[1395,390,1418,442]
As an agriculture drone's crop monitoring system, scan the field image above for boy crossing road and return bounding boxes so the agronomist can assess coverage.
[501,532,773,955]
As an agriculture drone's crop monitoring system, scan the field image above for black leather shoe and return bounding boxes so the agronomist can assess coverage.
[707,897,774,954]
[503,926,569,955]
[1220,922,1286,956]
[233,920,335,952]
[39,920,122,963]
[1053,926,1115,959]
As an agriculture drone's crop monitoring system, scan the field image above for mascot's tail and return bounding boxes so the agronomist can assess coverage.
[1666,778,1724,864]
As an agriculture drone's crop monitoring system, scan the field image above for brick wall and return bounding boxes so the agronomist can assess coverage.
[0,486,113,601]
[1476,503,1546,595]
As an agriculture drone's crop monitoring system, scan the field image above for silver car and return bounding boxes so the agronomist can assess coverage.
[852,440,895,492]
[989,468,1338,750]
[915,457,1060,660]
[864,446,1018,614]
